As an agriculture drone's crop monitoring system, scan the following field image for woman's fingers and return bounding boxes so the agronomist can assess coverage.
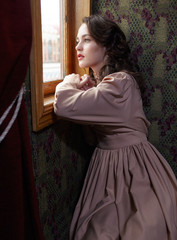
[63,74,81,87]
[62,73,95,90]
[80,76,89,88]
[80,74,96,90]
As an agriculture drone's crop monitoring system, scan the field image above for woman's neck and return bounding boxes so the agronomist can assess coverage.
[93,72,101,85]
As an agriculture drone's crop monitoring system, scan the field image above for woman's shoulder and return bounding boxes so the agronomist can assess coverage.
[106,71,134,80]
[99,71,140,96]
[101,71,135,86]
[97,72,135,97]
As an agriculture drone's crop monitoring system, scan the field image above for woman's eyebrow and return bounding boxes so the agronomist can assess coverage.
[76,34,91,40]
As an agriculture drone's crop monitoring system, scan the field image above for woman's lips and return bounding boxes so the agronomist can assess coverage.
[77,54,84,60]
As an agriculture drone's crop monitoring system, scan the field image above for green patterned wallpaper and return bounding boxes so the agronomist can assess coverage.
[92,0,177,171]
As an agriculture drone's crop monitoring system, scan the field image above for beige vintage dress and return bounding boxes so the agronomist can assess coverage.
[54,72,177,240]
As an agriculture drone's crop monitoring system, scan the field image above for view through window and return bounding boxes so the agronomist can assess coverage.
[41,0,64,82]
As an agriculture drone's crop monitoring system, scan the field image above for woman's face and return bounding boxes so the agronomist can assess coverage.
[75,23,106,74]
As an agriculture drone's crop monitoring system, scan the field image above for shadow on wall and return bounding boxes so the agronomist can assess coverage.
[25,68,93,239]
[24,68,93,239]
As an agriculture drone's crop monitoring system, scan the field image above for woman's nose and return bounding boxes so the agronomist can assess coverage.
[75,42,82,51]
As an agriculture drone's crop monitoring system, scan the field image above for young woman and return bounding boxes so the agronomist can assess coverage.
[54,15,177,240]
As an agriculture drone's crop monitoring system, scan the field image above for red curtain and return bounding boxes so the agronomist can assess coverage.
[0,1,44,239]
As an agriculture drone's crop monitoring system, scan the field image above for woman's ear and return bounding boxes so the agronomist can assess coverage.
[103,51,108,64]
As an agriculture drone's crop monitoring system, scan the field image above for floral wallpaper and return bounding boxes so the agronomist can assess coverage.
[92,0,177,169]
[25,0,177,239]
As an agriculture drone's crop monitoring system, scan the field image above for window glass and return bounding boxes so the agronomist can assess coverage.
[41,0,64,82]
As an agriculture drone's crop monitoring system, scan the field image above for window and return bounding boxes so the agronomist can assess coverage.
[30,0,91,131]
[41,0,63,82]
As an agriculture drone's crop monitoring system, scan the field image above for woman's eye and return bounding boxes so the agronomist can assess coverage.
[84,38,91,42]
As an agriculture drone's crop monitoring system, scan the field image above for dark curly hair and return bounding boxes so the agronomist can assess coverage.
[82,15,142,88]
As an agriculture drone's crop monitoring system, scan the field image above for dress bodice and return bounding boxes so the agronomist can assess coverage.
[92,125,148,149]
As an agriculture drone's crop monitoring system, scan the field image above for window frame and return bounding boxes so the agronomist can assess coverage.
[30,0,91,131]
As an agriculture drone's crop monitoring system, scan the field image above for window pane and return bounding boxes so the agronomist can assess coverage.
[41,0,64,82]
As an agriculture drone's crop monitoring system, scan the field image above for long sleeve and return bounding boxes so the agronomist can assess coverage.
[53,72,134,125]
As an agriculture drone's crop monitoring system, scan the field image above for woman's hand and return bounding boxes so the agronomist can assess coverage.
[63,73,81,88]
[63,73,95,90]
[80,74,95,91]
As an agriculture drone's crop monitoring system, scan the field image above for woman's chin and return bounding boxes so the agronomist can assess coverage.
[78,62,88,69]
